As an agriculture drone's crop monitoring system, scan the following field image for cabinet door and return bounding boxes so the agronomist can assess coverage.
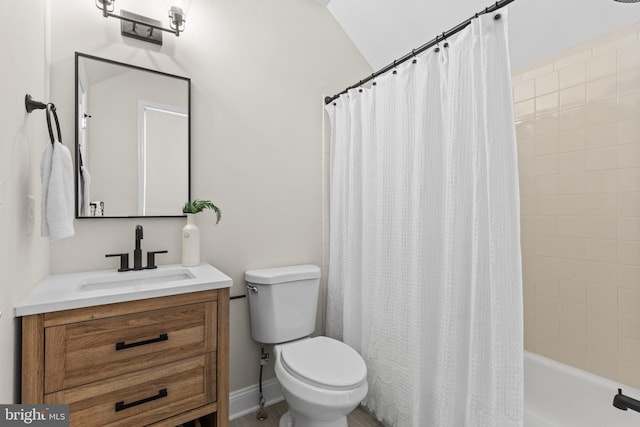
[45,301,217,393]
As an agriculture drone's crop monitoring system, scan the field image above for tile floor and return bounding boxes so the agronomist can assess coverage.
[229,400,382,427]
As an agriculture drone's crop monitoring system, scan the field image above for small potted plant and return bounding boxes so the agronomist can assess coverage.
[181,199,222,266]
[182,199,222,223]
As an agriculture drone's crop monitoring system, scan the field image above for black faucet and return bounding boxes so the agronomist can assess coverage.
[133,224,144,270]
[613,388,640,413]
[106,224,167,271]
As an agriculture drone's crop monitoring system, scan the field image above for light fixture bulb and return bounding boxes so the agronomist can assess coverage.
[169,6,186,33]
[167,0,193,15]
[96,0,115,13]
[167,1,192,34]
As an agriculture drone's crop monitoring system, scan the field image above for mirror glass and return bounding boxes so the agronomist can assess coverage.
[75,52,190,218]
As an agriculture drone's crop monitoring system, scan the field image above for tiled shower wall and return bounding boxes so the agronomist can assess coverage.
[514,23,640,388]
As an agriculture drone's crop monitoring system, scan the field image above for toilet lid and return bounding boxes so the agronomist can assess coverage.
[280,336,367,390]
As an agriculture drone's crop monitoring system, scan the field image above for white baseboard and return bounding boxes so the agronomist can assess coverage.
[229,378,284,421]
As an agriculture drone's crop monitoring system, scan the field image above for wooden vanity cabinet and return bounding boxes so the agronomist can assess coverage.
[21,288,229,427]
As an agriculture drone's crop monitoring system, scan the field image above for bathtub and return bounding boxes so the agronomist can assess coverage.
[524,351,640,426]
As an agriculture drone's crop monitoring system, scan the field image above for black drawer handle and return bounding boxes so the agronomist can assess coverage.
[115,333,168,351]
[115,388,167,412]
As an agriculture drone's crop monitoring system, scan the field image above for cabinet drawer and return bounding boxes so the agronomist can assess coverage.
[45,354,216,427]
[45,301,217,393]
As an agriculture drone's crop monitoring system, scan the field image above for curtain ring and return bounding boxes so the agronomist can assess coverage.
[392,60,398,74]
[411,49,417,64]
[441,32,449,48]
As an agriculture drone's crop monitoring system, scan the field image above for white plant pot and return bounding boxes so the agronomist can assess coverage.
[182,214,200,267]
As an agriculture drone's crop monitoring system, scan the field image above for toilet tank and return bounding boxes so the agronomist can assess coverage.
[245,264,321,344]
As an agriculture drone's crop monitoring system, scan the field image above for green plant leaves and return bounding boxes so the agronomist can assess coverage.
[182,199,222,224]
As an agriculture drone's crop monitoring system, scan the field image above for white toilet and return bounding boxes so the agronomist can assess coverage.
[245,265,368,427]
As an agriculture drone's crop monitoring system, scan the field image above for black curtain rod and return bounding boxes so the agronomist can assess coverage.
[325,0,516,105]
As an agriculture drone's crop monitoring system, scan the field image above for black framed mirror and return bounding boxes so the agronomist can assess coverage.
[75,52,190,218]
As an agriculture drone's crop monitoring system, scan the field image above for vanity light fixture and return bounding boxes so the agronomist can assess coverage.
[95,0,192,45]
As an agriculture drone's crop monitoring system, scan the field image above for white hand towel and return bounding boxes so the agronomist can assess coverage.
[41,142,75,240]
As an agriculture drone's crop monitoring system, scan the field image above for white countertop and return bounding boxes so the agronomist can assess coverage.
[15,263,232,316]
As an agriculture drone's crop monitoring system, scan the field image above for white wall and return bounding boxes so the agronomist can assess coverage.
[0,0,49,403]
[328,0,640,71]
[45,0,370,394]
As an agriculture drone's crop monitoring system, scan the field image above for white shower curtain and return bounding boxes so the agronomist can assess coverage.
[326,11,522,427]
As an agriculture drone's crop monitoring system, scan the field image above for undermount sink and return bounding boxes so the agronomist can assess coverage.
[78,267,195,292]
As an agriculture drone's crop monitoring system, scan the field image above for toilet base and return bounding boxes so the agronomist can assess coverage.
[278,412,292,427]
[279,412,291,427]
[279,410,348,427]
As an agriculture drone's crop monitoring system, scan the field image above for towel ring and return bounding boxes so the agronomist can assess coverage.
[45,104,61,145]
[25,94,62,145]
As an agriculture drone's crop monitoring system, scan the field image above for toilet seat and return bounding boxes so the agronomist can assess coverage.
[280,336,367,391]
